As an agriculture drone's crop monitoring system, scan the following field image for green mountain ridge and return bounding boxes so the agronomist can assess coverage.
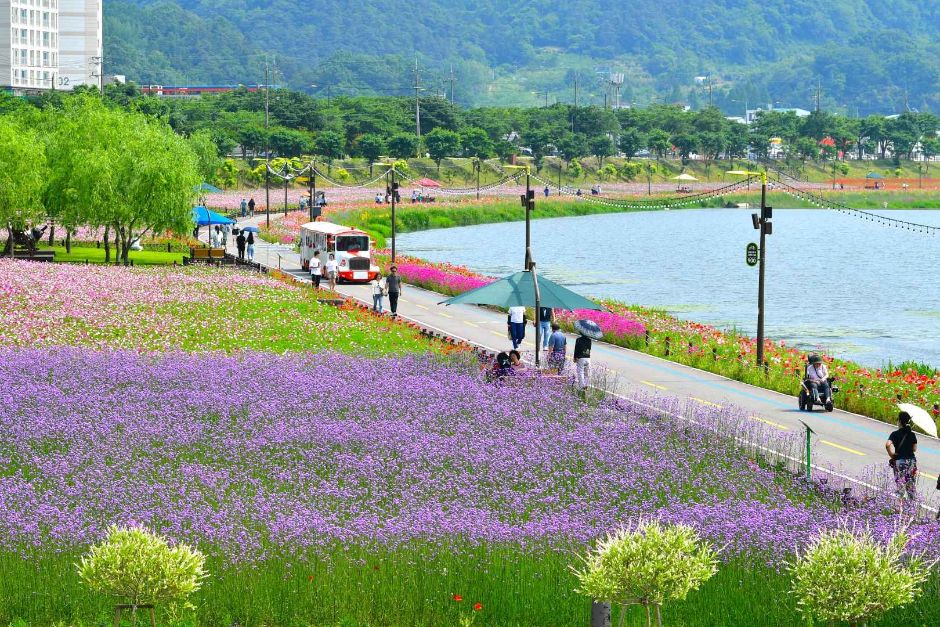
[104,0,940,114]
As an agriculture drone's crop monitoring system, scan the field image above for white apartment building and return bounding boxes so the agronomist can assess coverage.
[0,0,101,94]
[58,0,101,90]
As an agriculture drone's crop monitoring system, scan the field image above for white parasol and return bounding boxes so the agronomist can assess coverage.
[897,403,938,438]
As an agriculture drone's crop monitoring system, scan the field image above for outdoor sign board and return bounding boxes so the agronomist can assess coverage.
[746,242,759,266]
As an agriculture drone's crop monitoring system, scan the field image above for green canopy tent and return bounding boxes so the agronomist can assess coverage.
[441,269,603,366]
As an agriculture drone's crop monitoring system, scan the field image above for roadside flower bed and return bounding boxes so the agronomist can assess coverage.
[383,255,939,425]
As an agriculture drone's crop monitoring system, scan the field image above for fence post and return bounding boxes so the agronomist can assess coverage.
[664,336,670,357]
[591,601,611,627]
[799,420,814,481]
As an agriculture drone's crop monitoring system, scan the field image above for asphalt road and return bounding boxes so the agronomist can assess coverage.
[211,216,940,505]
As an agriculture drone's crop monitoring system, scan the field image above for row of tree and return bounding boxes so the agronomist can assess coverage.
[0,96,209,263]
[90,84,939,175]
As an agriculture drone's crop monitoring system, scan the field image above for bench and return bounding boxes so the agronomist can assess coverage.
[11,248,54,262]
[188,247,227,263]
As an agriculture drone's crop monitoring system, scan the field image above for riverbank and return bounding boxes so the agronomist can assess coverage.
[322,190,940,246]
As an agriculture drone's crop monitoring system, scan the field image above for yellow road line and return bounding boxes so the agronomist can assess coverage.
[439,312,453,319]
[820,440,865,456]
[751,416,789,430]
[415,304,429,310]
[922,471,938,481]
[691,397,722,409]
[463,321,479,328]
[490,331,505,338]
[640,380,667,391]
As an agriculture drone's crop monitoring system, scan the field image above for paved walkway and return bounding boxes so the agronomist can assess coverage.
[207,214,940,504]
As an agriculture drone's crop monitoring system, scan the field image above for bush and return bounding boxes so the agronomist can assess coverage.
[77,525,207,610]
[572,520,718,627]
[790,526,932,626]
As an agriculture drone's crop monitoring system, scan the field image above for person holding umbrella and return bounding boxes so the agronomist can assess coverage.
[886,410,919,503]
[573,319,602,392]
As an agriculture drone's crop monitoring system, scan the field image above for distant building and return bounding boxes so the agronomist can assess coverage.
[0,0,102,94]
[745,106,811,124]
[140,85,263,98]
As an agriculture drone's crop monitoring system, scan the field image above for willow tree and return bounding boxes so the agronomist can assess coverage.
[0,117,47,256]
[45,97,199,264]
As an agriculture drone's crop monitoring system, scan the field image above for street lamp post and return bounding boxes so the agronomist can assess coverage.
[729,169,772,370]
[308,159,317,222]
[505,165,534,269]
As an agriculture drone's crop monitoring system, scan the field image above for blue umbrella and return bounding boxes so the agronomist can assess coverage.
[240,225,260,233]
[574,319,603,340]
[192,206,235,226]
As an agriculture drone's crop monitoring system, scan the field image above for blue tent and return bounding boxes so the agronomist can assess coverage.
[193,206,235,226]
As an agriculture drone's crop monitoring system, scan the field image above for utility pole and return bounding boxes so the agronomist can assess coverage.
[449,65,456,103]
[572,73,580,133]
[708,77,713,108]
[90,56,103,91]
[815,77,821,113]
[390,167,398,262]
[414,55,422,157]
[264,59,271,228]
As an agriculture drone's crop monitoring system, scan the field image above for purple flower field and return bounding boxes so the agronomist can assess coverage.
[1,347,932,567]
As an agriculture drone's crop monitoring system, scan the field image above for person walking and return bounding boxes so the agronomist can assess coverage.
[538,306,553,349]
[574,332,593,392]
[248,197,256,217]
[246,231,255,261]
[371,272,386,313]
[325,253,338,290]
[547,322,567,372]
[235,230,246,260]
[543,185,550,197]
[385,265,402,316]
[507,306,527,349]
[240,198,248,218]
[309,250,323,289]
[222,223,230,247]
[886,411,918,503]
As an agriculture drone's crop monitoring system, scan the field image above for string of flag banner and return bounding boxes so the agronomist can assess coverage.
[769,178,940,236]
[259,159,940,237]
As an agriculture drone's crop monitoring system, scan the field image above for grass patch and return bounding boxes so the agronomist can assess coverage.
[34,244,186,265]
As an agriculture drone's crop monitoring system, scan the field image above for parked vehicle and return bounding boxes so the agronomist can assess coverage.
[299,221,378,283]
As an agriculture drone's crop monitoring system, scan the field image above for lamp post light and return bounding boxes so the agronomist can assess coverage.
[503,165,534,270]
[374,161,398,262]
[728,169,771,370]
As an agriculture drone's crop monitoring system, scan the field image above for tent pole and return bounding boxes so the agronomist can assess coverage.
[531,259,541,368]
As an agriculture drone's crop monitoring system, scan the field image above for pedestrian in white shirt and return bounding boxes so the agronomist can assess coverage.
[309,250,323,289]
[325,253,339,290]
[507,305,527,349]
[371,273,386,312]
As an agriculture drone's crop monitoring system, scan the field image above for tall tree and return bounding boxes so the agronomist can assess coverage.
[313,131,346,174]
[424,127,461,173]
[618,129,646,160]
[356,134,388,175]
[0,117,46,255]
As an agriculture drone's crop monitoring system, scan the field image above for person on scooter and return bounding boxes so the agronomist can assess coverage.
[805,354,830,402]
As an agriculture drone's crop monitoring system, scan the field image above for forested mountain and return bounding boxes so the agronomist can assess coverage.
[105,0,940,115]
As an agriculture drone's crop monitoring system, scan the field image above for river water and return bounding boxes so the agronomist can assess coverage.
[397,208,940,369]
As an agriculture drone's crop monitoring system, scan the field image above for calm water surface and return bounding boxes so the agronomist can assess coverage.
[398,208,940,369]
